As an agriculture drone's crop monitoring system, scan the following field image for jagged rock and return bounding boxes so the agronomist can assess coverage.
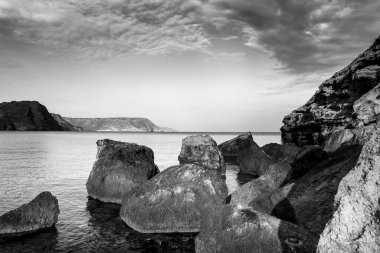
[178,135,226,174]
[86,139,159,203]
[120,164,228,233]
[229,162,292,207]
[262,143,300,162]
[0,192,59,238]
[249,145,362,236]
[353,83,380,126]
[195,204,318,253]
[317,125,380,253]
[0,101,64,131]
[281,35,380,146]
[218,132,252,163]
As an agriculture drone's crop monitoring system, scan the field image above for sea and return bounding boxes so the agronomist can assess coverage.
[0,132,281,253]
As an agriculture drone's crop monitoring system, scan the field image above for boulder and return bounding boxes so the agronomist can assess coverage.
[195,204,318,253]
[262,143,300,162]
[281,35,380,146]
[178,135,226,174]
[0,192,59,238]
[218,132,252,163]
[249,145,363,235]
[120,164,228,233]
[86,139,159,203]
[229,162,292,207]
[317,125,380,253]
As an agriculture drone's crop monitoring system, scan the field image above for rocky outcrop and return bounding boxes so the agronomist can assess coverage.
[218,132,252,163]
[120,164,228,233]
[0,101,64,131]
[178,135,226,174]
[281,35,380,146]
[195,204,318,253]
[62,117,168,132]
[249,145,362,236]
[0,192,59,238]
[317,125,380,253]
[229,162,292,207]
[51,113,83,131]
[86,139,159,203]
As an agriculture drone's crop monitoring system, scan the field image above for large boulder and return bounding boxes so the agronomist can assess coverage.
[218,132,252,163]
[120,164,228,233]
[262,143,300,162]
[195,204,318,253]
[229,162,292,207]
[0,192,59,238]
[281,35,380,146]
[317,125,380,253]
[249,145,363,236]
[86,139,159,203]
[178,135,226,174]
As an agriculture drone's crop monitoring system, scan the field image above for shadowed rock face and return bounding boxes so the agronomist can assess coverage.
[0,101,64,131]
[0,192,59,238]
[262,143,300,162]
[218,132,252,163]
[317,125,380,253]
[86,139,159,204]
[178,135,226,174]
[120,164,228,233]
[195,204,318,253]
[281,35,380,146]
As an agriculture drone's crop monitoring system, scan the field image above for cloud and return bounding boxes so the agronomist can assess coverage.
[209,0,380,74]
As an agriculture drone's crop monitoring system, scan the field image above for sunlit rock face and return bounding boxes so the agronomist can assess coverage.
[317,125,380,253]
[178,135,226,174]
[0,192,59,238]
[0,101,64,131]
[86,139,159,204]
[281,35,380,146]
[120,164,228,233]
[195,204,318,253]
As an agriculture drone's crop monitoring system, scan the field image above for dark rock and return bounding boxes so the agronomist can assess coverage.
[281,35,380,146]
[0,192,59,238]
[218,132,252,163]
[51,113,83,131]
[178,135,226,174]
[262,143,300,162]
[86,139,159,203]
[289,145,327,180]
[249,145,363,236]
[120,164,228,233]
[0,101,64,131]
[195,204,318,253]
[317,125,380,253]
[229,162,292,207]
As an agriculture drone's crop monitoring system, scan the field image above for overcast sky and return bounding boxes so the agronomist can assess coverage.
[0,0,379,131]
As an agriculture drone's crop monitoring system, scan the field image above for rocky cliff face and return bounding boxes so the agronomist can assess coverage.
[51,113,83,131]
[62,117,165,132]
[281,35,380,146]
[0,101,64,131]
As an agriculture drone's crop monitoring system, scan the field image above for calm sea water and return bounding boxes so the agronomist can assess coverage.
[0,132,280,252]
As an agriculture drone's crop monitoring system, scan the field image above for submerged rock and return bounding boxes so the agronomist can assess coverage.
[317,125,380,253]
[0,192,59,238]
[281,35,380,146]
[120,164,228,233]
[195,204,318,253]
[178,135,226,174]
[86,139,159,203]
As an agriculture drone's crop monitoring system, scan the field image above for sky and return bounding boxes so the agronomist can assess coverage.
[0,0,380,132]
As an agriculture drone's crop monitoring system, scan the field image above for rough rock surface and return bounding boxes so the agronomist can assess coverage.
[178,135,226,174]
[0,192,59,238]
[317,126,380,253]
[249,145,362,236]
[120,164,228,233]
[281,35,380,146]
[218,132,252,163]
[262,143,300,162]
[195,204,318,253]
[0,101,64,131]
[353,83,380,126]
[229,162,292,207]
[86,139,159,203]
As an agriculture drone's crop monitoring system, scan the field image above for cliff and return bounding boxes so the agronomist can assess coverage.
[51,113,83,131]
[281,35,380,146]
[0,101,64,131]
[62,117,165,132]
